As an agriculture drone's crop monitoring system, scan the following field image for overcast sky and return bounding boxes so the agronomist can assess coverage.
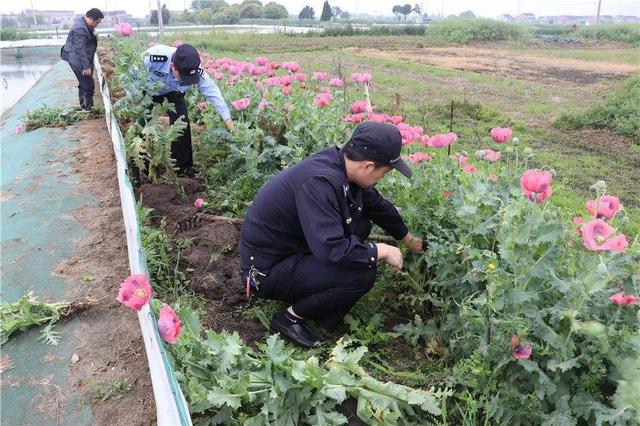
[2,0,638,18]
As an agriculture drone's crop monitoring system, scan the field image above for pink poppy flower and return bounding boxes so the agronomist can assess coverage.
[580,219,628,253]
[114,23,133,37]
[586,195,620,220]
[388,115,403,125]
[344,113,364,123]
[279,75,293,87]
[252,66,267,76]
[490,127,512,143]
[313,92,332,107]
[116,274,153,311]
[408,152,432,164]
[229,65,242,76]
[482,149,501,162]
[351,100,368,114]
[254,56,269,66]
[196,102,207,111]
[15,123,26,134]
[511,335,532,359]
[573,217,584,233]
[281,61,300,73]
[172,40,184,47]
[351,72,372,84]
[266,77,279,87]
[213,71,224,80]
[609,290,638,306]
[430,133,457,148]
[457,156,468,167]
[329,78,344,87]
[293,73,306,82]
[443,191,452,199]
[194,198,205,208]
[463,164,477,174]
[488,173,498,182]
[282,86,292,96]
[157,304,182,344]
[231,97,250,111]
[520,170,552,194]
[313,71,328,81]
[368,113,388,123]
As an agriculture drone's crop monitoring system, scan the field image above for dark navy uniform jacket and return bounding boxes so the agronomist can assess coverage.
[240,147,409,272]
[61,16,97,71]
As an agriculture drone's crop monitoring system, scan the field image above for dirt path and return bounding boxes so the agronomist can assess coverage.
[348,46,639,85]
[53,118,155,425]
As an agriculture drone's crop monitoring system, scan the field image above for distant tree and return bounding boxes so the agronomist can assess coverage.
[298,5,315,20]
[331,6,342,19]
[212,5,241,24]
[320,1,333,21]
[392,5,403,20]
[193,7,214,23]
[191,0,228,13]
[150,4,171,25]
[240,3,263,18]
[400,4,412,20]
[340,11,351,19]
[459,10,475,18]
[2,16,17,27]
[412,3,421,15]
[263,2,288,19]
[173,9,195,23]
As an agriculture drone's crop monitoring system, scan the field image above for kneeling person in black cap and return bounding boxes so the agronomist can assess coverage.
[240,122,423,348]
[142,43,234,176]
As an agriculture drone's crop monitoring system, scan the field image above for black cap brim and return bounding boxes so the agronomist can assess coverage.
[391,157,412,178]
[180,71,200,85]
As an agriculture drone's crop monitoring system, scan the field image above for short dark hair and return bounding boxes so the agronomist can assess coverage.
[342,145,387,169]
[86,8,104,20]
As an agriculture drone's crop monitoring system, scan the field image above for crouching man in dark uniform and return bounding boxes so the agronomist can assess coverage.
[60,8,103,110]
[141,43,234,176]
[240,122,423,348]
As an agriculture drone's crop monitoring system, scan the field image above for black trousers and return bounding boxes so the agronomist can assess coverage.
[241,225,377,330]
[151,92,193,172]
[70,65,95,109]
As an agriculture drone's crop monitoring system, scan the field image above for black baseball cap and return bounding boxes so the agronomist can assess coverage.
[172,44,201,85]
[344,122,412,178]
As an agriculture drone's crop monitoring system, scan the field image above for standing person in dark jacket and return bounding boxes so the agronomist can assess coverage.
[240,122,423,348]
[61,8,103,110]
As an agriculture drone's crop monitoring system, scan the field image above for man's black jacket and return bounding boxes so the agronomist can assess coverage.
[61,16,97,71]
[240,147,409,271]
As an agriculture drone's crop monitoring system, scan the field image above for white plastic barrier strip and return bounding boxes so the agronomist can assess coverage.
[95,55,192,426]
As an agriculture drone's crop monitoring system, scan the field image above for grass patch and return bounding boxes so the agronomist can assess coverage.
[22,106,103,130]
[553,76,640,139]
[576,23,640,45]
[425,18,530,44]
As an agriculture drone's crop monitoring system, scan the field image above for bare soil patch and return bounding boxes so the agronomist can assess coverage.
[138,179,266,346]
[348,46,639,85]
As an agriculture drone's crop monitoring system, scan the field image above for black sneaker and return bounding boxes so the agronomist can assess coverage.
[269,311,319,348]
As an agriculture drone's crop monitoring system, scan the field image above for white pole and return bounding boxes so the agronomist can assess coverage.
[30,0,37,26]
[595,0,602,25]
[157,0,164,37]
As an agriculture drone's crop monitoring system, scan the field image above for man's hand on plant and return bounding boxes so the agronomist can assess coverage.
[82,68,92,76]
[401,232,424,254]
[376,243,403,271]
[225,119,235,133]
